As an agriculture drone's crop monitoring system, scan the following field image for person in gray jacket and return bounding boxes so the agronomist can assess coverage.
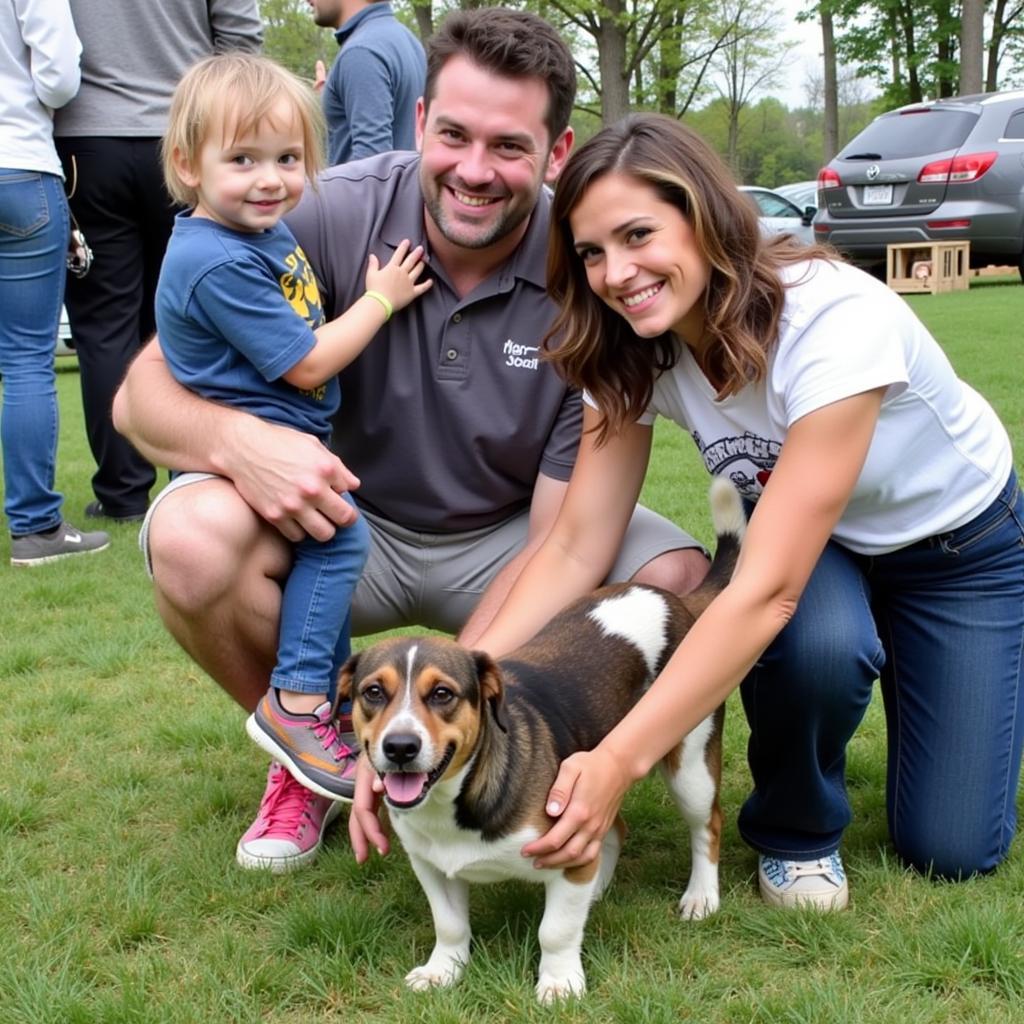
[53,0,262,524]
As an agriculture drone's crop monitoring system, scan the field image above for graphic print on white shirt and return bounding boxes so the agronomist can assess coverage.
[692,430,781,499]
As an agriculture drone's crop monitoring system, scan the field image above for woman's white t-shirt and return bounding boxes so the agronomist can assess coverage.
[598,259,1011,556]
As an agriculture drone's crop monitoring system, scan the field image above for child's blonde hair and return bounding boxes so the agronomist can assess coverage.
[162,52,325,208]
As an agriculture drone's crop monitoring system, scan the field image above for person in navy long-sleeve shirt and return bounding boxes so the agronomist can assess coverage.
[310,1,425,165]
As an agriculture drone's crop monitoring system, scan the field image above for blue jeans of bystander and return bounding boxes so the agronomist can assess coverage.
[0,170,69,536]
[738,471,1024,878]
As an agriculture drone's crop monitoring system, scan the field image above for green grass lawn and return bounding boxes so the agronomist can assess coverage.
[2,276,1023,1023]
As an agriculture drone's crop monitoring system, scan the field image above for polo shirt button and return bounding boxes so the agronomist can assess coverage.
[446,348,458,361]
[452,313,462,323]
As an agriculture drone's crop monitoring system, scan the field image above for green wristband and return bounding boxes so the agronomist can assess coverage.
[364,289,393,322]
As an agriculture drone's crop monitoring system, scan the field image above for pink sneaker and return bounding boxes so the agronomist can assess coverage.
[235,762,343,872]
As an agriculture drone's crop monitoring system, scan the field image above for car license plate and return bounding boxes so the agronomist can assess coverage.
[863,184,893,205]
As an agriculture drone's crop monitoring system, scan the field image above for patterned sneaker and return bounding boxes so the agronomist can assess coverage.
[236,762,343,872]
[758,852,849,910]
[245,690,360,801]
[10,520,110,566]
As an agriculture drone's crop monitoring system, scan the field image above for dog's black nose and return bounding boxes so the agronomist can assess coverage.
[383,732,421,765]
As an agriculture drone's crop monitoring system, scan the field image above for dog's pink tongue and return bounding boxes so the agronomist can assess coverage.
[383,772,427,804]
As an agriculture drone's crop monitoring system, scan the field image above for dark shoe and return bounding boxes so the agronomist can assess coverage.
[10,521,110,566]
[84,500,147,524]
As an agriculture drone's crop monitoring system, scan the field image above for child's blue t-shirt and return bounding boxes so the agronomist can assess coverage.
[155,212,339,442]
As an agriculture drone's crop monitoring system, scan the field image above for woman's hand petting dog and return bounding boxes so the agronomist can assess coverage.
[521,745,632,868]
[349,753,391,861]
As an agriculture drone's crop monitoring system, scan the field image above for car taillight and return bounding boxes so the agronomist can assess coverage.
[817,167,841,189]
[917,151,997,184]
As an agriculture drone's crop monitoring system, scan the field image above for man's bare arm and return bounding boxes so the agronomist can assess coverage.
[113,339,360,542]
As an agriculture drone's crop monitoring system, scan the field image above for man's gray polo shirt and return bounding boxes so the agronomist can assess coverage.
[285,151,581,534]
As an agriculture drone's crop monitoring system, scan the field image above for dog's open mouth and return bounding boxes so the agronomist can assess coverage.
[379,743,455,809]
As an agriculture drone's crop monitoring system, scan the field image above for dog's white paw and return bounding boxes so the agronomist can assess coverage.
[405,959,463,991]
[677,886,720,921]
[535,970,586,1005]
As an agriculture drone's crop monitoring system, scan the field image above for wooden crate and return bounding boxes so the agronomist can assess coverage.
[886,242,970,294]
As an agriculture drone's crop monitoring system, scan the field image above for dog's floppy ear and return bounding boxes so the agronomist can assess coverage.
[336,652,361,703]
[473,651,508,733]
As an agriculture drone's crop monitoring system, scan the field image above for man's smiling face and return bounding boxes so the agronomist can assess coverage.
[416,54,569,255]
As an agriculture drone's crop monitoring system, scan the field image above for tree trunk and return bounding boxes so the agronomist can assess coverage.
[985,0,1014,92]
[595,2,631,125]
[934,0,956,97]
[960,0,985,94]
[888,7,902,89]
[657,8,685,115]
[897,1,922,103]
[410,1,433,42]
[821,5,838,163]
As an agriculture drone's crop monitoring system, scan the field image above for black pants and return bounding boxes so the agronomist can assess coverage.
[56,137,177,516]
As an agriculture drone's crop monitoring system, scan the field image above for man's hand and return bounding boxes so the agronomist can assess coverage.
[313,59,326,94]
[219,415,361,543]
[349,754,390,862]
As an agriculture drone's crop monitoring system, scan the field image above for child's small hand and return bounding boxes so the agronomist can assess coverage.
[365,240,432,313]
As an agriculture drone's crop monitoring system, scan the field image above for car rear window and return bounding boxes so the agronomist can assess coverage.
[838,108,978,159]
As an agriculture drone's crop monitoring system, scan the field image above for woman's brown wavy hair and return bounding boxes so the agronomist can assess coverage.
[545,113,835,444]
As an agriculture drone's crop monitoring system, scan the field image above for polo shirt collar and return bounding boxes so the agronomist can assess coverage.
[506,185,551,291]
[335,3,390,46]
[379,155,431,251]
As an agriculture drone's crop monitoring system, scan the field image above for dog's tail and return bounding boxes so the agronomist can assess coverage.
[683,477,746,617]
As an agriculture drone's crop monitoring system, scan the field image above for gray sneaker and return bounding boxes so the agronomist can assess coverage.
[245,690,360,801]
[10,521,110,567]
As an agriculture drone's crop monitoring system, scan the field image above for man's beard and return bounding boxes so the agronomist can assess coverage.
[421,178,535,251]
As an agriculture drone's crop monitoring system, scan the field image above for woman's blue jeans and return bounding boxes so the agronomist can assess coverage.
[738,471,1024,878]
[0,170,68,536]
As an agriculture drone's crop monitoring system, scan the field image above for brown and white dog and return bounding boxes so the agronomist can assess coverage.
[339,479,745,1003]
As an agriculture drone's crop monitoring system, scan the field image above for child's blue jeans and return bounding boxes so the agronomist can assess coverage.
[271,492,371,698]
[738,471,1024,878]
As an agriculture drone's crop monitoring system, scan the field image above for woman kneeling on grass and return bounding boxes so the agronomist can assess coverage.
[455,114,1023,908]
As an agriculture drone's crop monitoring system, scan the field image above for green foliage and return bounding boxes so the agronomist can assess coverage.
[252,1,877,186]
[687,94,875,185]
[826,0,1024,104]
[259,0,336,81]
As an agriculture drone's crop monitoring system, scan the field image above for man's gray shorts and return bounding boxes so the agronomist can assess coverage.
[140,473,705,637]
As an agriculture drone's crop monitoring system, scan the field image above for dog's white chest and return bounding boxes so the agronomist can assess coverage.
[394,806,542,884]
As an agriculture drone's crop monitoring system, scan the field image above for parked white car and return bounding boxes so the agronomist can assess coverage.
[56,305,75,356]
[738,185,816,245]
[774,179,819,213]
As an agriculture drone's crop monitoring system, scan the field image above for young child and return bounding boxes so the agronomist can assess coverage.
[156,53,431,804]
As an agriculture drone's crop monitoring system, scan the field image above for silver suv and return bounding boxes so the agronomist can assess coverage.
[814,90,1024,279]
